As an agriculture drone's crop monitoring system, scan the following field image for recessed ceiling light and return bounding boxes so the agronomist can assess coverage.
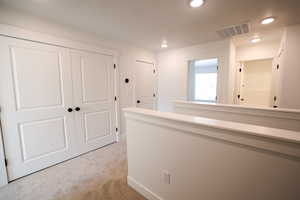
[251,38,261,43]
[189,0,205,8]
[161,43,168,48]
[161,40,168,48]
[261,17,275,25]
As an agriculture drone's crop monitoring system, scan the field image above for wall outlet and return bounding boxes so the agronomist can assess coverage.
[162,170,171,184]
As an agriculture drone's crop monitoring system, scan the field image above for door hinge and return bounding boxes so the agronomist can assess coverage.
[116,128,118,132]
[4,158,8,166]
[114,64,116,69]
[114,96,117,101]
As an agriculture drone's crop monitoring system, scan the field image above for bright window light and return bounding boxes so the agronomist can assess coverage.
[195,73,217,101]
[188,58,218,103]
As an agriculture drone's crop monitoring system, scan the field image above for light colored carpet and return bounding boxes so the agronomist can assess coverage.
[0,140,147,200]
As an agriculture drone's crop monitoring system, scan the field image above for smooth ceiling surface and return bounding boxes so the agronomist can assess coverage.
[0,0,300,51]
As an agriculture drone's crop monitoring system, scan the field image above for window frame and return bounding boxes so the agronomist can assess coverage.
[187,58,219,103]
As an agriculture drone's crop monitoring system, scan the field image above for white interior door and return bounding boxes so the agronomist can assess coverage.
[0,37,76,181]
[135,61,157,109]
[70,50,116,153]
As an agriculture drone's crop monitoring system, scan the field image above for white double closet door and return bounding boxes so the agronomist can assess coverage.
[0,36,117,181]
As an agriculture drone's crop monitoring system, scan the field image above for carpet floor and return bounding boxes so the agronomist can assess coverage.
[0,140,147,200]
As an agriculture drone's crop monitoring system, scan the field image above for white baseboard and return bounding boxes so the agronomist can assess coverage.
[127,176,163,200]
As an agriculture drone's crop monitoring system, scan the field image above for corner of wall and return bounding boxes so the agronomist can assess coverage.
[228,39,237,104]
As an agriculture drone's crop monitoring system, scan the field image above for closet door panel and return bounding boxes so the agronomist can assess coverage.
[11,46,63,109]
[0,37,76,181]
[71,50,116,153]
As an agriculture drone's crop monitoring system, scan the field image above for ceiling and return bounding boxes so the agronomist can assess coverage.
[1,0,300,51]
[233,28,284,47]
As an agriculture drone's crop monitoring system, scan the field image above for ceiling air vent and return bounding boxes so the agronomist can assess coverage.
[216,23,250,38]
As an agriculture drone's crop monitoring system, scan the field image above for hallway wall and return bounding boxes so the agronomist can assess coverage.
[156,39,233,111]
[279,24,300,109]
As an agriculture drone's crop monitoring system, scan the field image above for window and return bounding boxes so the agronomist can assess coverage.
[188,58,218,102]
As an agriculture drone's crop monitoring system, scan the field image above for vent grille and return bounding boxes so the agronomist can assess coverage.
[217,23,250,38]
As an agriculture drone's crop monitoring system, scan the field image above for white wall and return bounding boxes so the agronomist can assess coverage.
[228,40,236,103]
[156,39,233,112]
[236,40,280,61]
[0,6,156,134]
[279,24,300,109]
[125,108,300,200]
[118,50,156,133]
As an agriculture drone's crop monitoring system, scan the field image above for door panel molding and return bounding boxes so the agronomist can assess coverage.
[71,50,116,153]
[83,111,112,143]
[135,60,158,110]
[0,34,119,184]
[10,46,65,111]
[79,55,110,103]
[19,117,68,162]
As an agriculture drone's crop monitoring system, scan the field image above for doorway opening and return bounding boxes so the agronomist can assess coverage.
[235,58,273,107]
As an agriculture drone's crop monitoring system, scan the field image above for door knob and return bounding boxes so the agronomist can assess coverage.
[137,100,141,104]
[75,107,81,111]
[67,108,73,112]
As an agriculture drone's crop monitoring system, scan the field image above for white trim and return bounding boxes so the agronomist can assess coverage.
[237,56,275,62]
[153,62,158,110]
[0,123,8,187]
[124,108,300,159]
[174,100,300,120]
[136,60,155,65]
[114,60,121,141]
[128,176,163,200]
